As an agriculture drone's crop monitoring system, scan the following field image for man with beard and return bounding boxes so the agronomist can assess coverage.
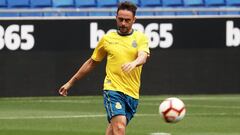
[59,1,150,135]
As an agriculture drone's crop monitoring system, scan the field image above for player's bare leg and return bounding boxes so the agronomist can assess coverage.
[106,123,113,135]
[110,115,127,135]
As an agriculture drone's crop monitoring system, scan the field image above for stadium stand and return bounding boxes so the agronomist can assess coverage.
[0,12,19,17]
[0,0,7,7]
[20,12,43,16]
[200,0,226,15]
[52,0,75,8]
[8,0,30,8]
[66,12,88,16]
[30,0,52,8]
[97,0,118,7]
[44,11,66,16]
[137,11,155,16]
[198,11,219,15]
[162,0,183,7]
[140,0,162,7]
[119,0,140,6]
[176,11,195,15]
[75,0,96,7]
[89,12,112,16]
[226,0,240,6]
[220,11,240,15]
[0,0,239,17]
[205,0,226,7]
[155,11,176,16]
[183,0,205,7]
[23,0,52,16]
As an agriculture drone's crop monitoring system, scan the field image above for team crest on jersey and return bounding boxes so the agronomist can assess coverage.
[105,79,111,84]
[132,40,137,48]
[115,102,122,109]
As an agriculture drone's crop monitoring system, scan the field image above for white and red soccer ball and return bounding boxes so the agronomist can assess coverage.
[159,97,186,123]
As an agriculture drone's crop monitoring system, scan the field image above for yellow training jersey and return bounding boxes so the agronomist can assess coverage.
[91,30,150,99]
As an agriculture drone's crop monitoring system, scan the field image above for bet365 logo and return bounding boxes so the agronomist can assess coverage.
[226,21,240,47]
[90,22,173,49]
[0,24,35,51]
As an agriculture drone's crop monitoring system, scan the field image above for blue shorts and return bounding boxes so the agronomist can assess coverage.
[103,90,139,124]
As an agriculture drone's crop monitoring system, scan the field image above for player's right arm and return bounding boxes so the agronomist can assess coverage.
[59,36,106,96]
[58,58,99,96]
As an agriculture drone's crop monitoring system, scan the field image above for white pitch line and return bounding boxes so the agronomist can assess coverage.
[1,112,240,120]
[187,112,240,116]
[188,104,240,109]
[0,114,157,120]
[1,95,240,103]
[150,133,171,135]
[0,99,99,104]
[0,114,106,120]
[140,103,240,109]
[142,96,240,101]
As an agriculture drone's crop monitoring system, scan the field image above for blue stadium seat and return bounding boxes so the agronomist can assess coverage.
[136,11,155,16]
[44,12,66,16]
[30,0,52,8]
[176,11,195,15]
[0,13,19,16]
[183,0,204,7]
[140,0,161,7]
[52,0,74,7]
[89,12,111,16]
[155,12,176,16]
[66,12,88,16]
[198,11,219,15]
[97,0,118,7]
[119,0,140,6]
[226,0,240,6]
[8,0,30,8]
[204,0,226,6]
[0,0,7,7]
[75,0,96,7]
[220,11,240,15]
[162,0,183,7]
[21,12,43,16]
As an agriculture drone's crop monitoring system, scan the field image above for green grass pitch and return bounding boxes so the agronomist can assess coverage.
[0,94,240,135]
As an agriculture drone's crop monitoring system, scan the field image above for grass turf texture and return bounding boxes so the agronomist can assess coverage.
[0,95,240,135]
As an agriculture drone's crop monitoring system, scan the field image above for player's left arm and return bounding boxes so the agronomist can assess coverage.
[121,51,149,73]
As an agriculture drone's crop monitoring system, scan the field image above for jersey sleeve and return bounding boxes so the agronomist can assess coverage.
[91,36,107,62]
[138,34,150,55]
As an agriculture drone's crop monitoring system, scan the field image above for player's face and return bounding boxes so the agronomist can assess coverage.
[116,10,136,34]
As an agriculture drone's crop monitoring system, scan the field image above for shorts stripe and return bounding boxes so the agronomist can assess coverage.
[105,91,113,117]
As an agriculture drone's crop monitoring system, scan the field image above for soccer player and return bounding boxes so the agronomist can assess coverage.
[58,1,150,135]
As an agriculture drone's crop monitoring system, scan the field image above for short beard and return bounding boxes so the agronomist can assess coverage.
[118,26,129,34]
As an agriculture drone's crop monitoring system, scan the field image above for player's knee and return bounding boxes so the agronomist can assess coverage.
[112,122,126,133]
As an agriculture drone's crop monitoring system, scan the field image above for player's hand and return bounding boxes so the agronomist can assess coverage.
[121,62,137,73]
[58,82,72,96]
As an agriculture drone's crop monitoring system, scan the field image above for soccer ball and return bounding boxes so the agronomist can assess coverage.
[159,97,186,123]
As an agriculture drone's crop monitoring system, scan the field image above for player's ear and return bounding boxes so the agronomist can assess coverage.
[133,16,136,23]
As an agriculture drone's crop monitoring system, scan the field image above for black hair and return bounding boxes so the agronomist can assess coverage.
[117,1,137,16]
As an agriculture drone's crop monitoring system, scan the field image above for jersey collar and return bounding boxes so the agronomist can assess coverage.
[117,29,134,36]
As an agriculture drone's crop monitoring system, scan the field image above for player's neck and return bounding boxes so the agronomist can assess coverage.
[117,29,134,36]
